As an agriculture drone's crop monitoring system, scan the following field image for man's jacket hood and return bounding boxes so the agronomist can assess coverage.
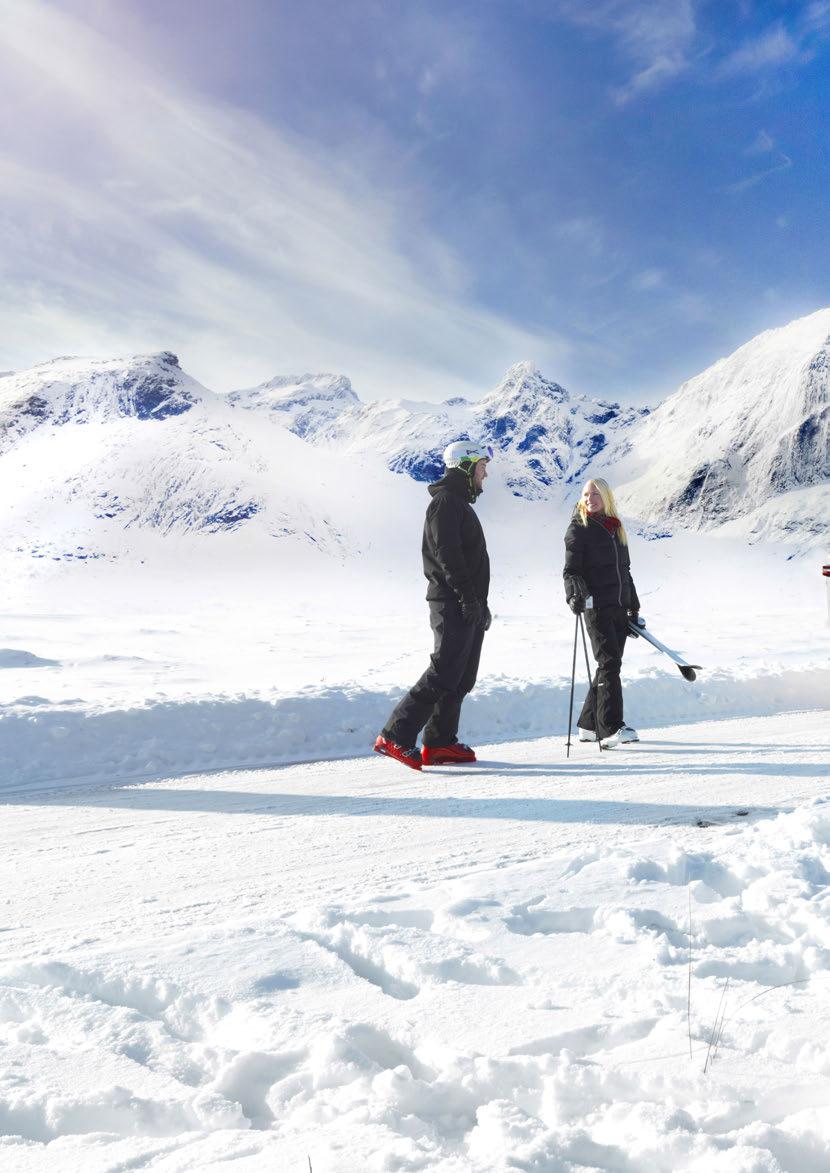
[428,466,478,503]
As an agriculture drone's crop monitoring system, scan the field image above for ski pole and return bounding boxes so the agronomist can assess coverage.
[565,612,579,758]
[577,614,602,753]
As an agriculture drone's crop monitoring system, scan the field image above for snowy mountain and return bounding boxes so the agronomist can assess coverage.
[229,361,648,500]
[227,372,359,437]
[608,309,830,543]
[0,351,200,453]
[227,314,830,544]
[3,309,829,563]
[0,353,418,566]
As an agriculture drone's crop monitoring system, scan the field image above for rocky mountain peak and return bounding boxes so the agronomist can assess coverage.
[227,372,359,439]
[481,362,568,409]
[249,372,357,404]
[0,352,200,453]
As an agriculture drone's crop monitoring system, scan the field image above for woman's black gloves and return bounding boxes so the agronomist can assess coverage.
[565,575,589,614]
[627,610,646,636]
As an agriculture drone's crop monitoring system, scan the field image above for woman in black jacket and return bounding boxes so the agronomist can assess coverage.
[563,478,643,748]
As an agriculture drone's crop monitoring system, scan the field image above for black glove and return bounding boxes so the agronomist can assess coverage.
[566,574,588,615]
[461,599,483,626]
[481,605,492,631]
[628,611,646,637]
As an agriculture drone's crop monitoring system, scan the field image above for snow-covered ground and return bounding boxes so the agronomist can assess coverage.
[2,711,830,1171]
[1,501,828,792]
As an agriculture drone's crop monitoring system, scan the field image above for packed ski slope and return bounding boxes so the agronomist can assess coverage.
[2,711,829,1171]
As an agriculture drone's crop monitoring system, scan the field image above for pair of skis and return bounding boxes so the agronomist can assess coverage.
[628,621,702,682]
[585,590,702,680]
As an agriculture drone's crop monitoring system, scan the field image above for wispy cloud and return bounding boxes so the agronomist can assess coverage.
[612,54,690,105]
[718,24,800,76]
[746,129,776,155]
[727,155,792,193]
[548,0,830,104]
[549,0,696,103]
[728,131,792,193]
[803,1,830,34]
[0,0,567,400]
[719,4,830,82]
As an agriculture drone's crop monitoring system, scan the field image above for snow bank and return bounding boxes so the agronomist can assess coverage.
[2,666,827,794]
[0,649,60,669]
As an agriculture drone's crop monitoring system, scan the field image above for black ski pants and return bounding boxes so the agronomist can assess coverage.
[578,604,628,740]
[382,598,485,749]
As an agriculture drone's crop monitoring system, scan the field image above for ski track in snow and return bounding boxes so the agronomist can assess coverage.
[1,712,830,1171]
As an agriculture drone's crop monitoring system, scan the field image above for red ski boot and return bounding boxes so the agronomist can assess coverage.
[373,735,423,771]
[421,742,477,766]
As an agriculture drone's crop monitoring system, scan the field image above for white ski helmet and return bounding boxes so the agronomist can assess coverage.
[442,440,493,470]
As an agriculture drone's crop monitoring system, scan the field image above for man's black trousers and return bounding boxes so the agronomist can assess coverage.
[578,604,628,740]
[382,598,485,749]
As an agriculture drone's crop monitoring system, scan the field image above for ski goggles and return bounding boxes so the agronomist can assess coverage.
[457,444,493,467]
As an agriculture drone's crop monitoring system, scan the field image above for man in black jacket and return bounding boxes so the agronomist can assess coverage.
[374,441,493,771]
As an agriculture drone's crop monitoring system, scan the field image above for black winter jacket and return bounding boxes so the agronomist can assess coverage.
[422,469,490,605]
[563,514,640,611]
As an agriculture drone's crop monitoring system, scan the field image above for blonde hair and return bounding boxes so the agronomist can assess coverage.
[576,478,628,546]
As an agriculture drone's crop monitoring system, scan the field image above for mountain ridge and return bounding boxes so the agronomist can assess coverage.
[1,310,828,553]
[228,358,648,498]
[222,312,829,543]
[605,308,830,534]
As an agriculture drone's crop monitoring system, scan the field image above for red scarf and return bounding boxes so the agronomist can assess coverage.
[597,515,621,535]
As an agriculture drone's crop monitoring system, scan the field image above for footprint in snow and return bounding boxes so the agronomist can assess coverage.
[509,1016,658,1058]
[292,906,520,1000]
[505,904,596,936]
[251,972,301,994]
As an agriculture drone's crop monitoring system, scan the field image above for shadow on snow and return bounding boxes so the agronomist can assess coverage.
[1,787,781,826]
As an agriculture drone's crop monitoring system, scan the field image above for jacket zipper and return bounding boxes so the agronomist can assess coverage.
[590,517,624,606]
[612,535,622,605]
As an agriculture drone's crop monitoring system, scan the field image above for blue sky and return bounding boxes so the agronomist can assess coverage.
[1,0,829,403]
